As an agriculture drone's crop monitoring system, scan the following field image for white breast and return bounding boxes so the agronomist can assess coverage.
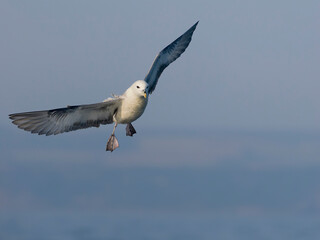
[115,95,148,124]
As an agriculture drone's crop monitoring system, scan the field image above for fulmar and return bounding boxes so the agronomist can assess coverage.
[9,22,198,152]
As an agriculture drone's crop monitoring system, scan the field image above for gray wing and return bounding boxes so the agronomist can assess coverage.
[9,98,122,136]
[144,21,198,94]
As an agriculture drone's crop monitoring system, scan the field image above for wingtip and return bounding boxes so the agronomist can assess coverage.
[193,21,199,28]
[188,21,199,33]
[8,114,15,120]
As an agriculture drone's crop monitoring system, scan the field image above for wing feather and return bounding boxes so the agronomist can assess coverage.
[144,22,198,94]
[9,98,122,136]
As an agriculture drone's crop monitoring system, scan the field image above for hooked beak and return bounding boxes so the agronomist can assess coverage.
[143,92,147,98]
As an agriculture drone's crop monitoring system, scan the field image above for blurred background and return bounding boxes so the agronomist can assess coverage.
[1,0,320,239]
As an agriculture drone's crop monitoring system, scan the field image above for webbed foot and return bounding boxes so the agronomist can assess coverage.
[126,123,136,136]
[106,134,119,152]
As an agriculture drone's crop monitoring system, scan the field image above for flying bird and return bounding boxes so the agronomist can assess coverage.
[9,22,198,152]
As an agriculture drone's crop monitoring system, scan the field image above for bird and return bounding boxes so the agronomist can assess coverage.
[9,21,198,152]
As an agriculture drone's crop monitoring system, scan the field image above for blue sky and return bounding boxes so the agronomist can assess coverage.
[1,1,320,238]
[1,0,320,130]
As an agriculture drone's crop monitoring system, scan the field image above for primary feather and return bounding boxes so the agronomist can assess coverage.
[9,98,121,136]
[144,21,198,94]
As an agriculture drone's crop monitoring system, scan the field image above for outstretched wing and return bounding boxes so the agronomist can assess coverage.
[144,21,198,94]
[9,98,122,136]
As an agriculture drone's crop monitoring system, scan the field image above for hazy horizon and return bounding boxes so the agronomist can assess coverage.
[1,0,320,239]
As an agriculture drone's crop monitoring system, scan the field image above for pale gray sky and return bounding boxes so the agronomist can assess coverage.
[1,0,319,131]
[1,2,320,238]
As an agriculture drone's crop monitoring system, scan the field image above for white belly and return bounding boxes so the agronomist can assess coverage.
[115,96,148,124]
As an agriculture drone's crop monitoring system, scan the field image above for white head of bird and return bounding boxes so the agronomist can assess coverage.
[125,80,149,99]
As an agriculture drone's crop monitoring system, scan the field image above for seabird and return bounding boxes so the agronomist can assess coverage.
[9,22,198,152]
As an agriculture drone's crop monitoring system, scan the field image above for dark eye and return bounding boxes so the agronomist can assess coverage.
[136,86,140,89]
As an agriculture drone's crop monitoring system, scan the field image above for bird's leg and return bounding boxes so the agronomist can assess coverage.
[126,123,136,136]
[106,122,119,152]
